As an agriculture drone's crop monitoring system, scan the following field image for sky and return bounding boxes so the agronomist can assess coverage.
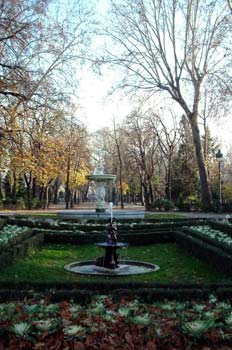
[77,66,132,132]
[77,62,232,152]
[75,0,232,154]
[77,66,232,158]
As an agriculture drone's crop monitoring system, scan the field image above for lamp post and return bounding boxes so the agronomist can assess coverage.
[216,149,223,212]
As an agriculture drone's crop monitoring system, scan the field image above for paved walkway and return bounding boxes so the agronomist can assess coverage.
[173,211,231,220]
[0,202,231,220]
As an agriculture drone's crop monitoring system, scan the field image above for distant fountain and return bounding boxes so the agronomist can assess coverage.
[86,159,116,212]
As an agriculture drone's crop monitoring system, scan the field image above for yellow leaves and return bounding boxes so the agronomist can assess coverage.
[68,167,88,191]
[1,109,90,192]
[117,181,129,195]
[222,183,232,201]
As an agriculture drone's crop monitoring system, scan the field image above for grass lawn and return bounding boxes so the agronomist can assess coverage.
[0,243,229,284]
[15,213,58,218]
[144,212,185,219]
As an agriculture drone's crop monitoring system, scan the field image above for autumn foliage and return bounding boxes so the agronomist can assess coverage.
[1,295,232,349]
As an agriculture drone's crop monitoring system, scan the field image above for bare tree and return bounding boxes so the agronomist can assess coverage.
[146,111,180,201]
[227,0,232,13]
[124,110,158,209]
[112,120,125,209]
[104,0,231,209]
[0,0,93,108]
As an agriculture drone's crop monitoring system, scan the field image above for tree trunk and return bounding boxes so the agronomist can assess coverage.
[143,180,151,210]
[65,158,71,209]
[189,115,212,210]
[0,173,2,199]
[43,186,49,209]
[70,192,74,208]
[117,141,124,208]
[74,190,77,205]
[113,122,124,209]
[165,154,172,201]
[24,173,32,209]
[39,186,44,201]
[12,170,17,202]
[53,178,60,204]
[32,177,37,198]
[139,175,144,206]
[148,179,154,204]
[119,175,124,209]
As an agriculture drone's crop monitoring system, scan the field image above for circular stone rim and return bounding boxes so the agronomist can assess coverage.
[86,174,116,181]
[64,260,160,276]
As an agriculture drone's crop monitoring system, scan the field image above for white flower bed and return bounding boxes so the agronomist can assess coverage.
[188,225,232,247]
[0,225,28,248]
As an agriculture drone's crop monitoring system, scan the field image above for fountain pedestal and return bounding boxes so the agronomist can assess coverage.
[95,242,128,270]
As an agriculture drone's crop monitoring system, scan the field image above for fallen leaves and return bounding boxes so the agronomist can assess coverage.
[0,296,232,349]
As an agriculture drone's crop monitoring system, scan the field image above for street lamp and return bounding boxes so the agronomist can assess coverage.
[216,149,223,212]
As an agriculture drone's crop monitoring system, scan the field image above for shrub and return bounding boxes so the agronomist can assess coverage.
[16,197,25,210]
[154,198,162,211]
[26,198,41,210]
[161,199,175,211]
[2,198,25,210]
[151,198,175,211]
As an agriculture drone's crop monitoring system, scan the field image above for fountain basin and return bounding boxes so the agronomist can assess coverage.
[95,242,128,248]
[64,260,159,276]
[86,174,116,182]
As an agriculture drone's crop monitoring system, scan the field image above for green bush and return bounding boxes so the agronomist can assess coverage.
[176,198,191,211]
[2,197,25,210]
[16,197,25,209]
[151,198,175,211]
[223,201,232,213]
[161,199,175,211]
[154,198,162,210]
[25,198,42,209]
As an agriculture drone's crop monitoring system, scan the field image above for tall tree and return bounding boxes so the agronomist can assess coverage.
[124,110,158,209]
[172,115,199,201]
[104,0,232,209]
[0,0,93,136]
[146,111,180,200]
[112,120,125,209]
[61,117,89,209]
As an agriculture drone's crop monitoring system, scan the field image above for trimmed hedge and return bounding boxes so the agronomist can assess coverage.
[181,226,232,255]
[0,233,44,270]
[1,282,232,302]
[210,221,232,237]
[7,218,59,230]
[175,229,232,274]
[0,227,33,254]
[1,280,232,291]
[33,228,174,245]
[0,219,7,229]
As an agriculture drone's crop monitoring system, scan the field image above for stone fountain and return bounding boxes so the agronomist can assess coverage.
[64,204,160,276]
[86,160,116,212]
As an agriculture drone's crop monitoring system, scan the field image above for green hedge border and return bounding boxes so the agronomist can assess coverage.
[209,221,232,237]
[1,284,232,302]
[1,217,232,300]
[0,233,44,270]
[175,229,232,274]
[181,226,232,255]
[34,228,174,245]
[0,228,33,254]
